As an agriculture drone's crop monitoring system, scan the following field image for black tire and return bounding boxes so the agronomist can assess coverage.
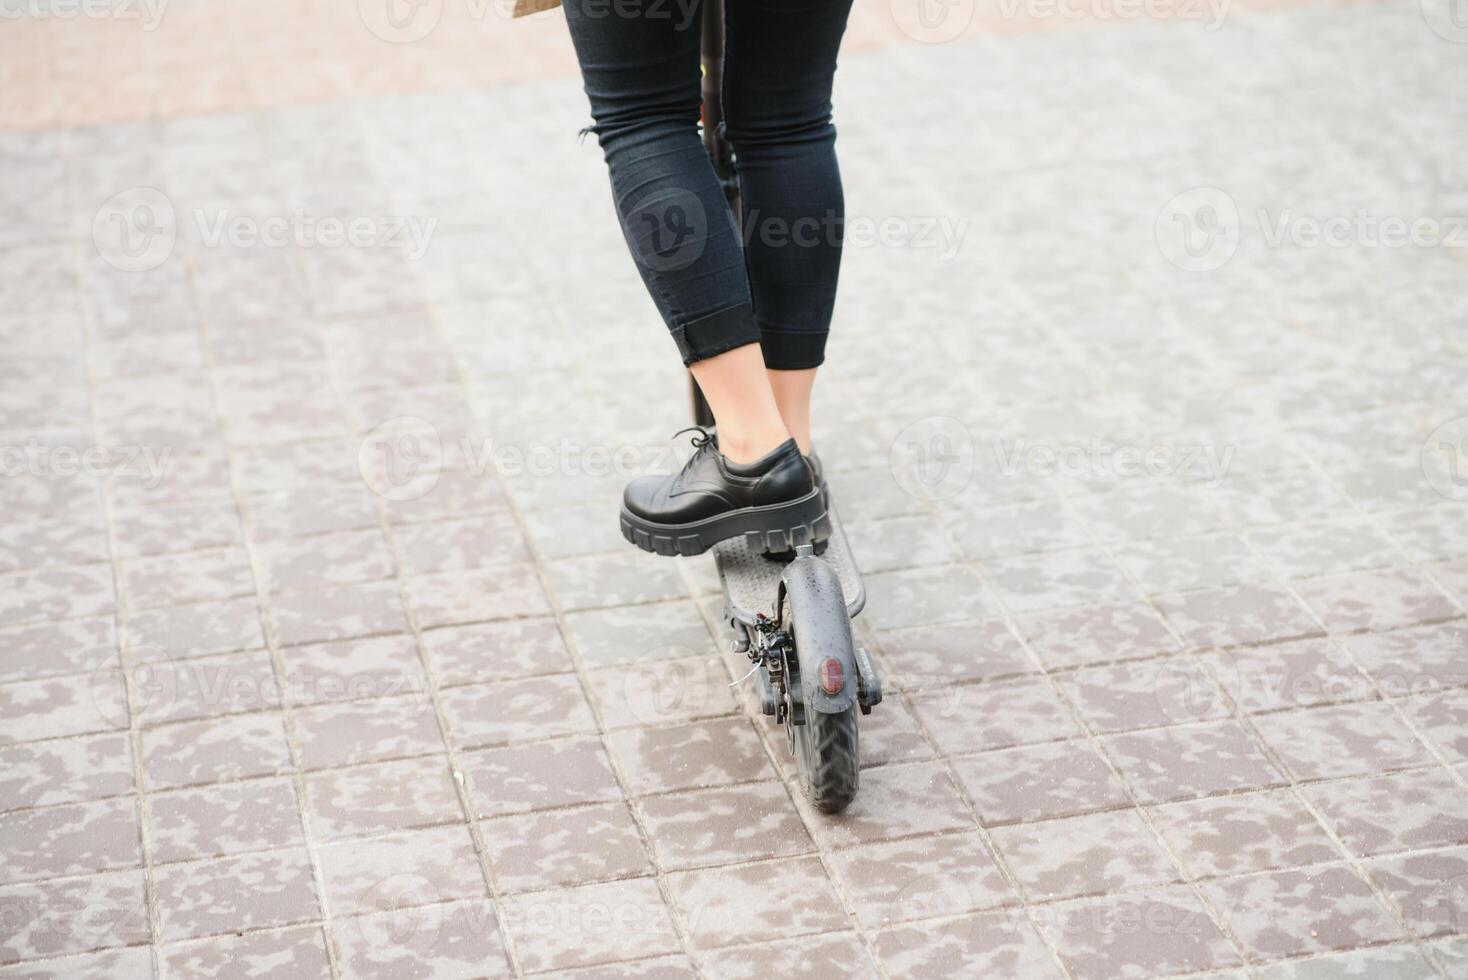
[782,588,860,813]
[795,704,860,813]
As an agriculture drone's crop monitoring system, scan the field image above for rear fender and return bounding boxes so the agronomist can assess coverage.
[779,555,858,715]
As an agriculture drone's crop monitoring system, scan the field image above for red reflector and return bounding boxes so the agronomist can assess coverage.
[819,657,843,695]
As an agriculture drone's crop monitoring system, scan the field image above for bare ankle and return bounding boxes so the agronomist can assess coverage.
[718,425,789,465]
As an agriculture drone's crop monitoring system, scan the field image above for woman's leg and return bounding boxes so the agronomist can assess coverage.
[562,0,788,463]
[723,0,854,457]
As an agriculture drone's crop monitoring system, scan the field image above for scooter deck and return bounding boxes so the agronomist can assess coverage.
[714,501,864,626]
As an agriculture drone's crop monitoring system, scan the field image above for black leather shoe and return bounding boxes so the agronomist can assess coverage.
[620,429,826,557]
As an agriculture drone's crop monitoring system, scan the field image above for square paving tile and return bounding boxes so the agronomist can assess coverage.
[269,581,409,647]
[875,909,1065,979]
[1251,943,1439,980]
[982,546,1139,613]
[990,807,1179,902]
[481,801,652,892]
[1252,702,1433,781]
[1055,657,1228,732]
[461,736,623,817]
[439,672,597,749]
[1199,637,1376,714]
[1341,620,1468,697]
[317,824,484,917]
[1154,584,1322,649]
[292,694,444,770]
[140,712,293,790]
[123,596,265,662]
[1366,846,1468,939]
[1034,886,1242,980]
[0,870,150,964]
[1102,719,1285,803]
[158,925,331,979]
[1303,767,1468,858]
[667,856,846,950]
[0,672,128,745]
[542,551,689,612]
[635,781,812,870]
[403,565,552,630]
[562,600,717,668]
[278,633,427,706]
[1011,601,1180,669]
[500,877,682,973]
[0,732,135,810]
[1201,864,1405,960]
[583,654,738,730]
[154,847,320,943]
[304,756,462,841]
[862,563,996,631]
[421,617,573,687]
[871,618,1034,690]
[254,527,394,595]
[1293,567,1459,634]
[0,798,140,886]
[828,830,1016,928]
[1149,788,1341,879]
[698,931,876,979]
[1247,517,1406,580]
[909,676,1082,756]
[1114,531,1269,595]
[604,717,773,796]
[1403,689,1468,764]
[952,739,1131,825]
[332,899,512,979]
[147,778,302,864]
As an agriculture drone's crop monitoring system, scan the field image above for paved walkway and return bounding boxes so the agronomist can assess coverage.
[3,0,1468,977]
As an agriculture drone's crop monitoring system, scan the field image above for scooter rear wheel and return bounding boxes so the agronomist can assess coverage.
[782,588,860,813]
[795,702,859,813]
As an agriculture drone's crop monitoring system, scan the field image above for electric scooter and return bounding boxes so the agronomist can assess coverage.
[694,0,881,813]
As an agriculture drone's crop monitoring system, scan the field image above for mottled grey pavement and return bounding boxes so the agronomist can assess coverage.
[4,2,1468,978]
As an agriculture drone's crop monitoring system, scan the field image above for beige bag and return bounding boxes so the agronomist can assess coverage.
[511,0,561,15]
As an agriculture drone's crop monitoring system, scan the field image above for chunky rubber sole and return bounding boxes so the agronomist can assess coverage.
[620,487,828,558]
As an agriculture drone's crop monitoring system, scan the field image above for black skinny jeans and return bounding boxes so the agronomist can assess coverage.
[563,0,853,370]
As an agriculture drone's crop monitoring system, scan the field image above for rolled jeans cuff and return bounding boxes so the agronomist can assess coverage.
[759,328,827,371]
[671,303,762,366]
